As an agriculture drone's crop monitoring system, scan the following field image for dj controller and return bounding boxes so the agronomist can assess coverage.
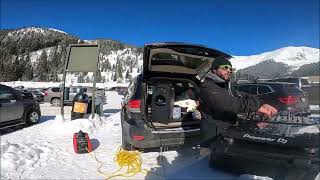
[220,114,320,148]
[210,114,320,175]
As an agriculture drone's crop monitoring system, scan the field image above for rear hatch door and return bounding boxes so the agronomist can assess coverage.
[143,42,231,79]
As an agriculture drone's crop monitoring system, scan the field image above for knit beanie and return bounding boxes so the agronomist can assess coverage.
[211,56,232,70]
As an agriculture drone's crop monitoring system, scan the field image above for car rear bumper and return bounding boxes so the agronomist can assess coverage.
[122,120,201,149]
[130,135,201,149]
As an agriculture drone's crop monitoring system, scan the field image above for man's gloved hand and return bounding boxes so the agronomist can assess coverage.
[257,104,278,117]
[256,104,278,128]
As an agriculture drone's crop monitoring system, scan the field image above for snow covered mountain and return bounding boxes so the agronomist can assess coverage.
[230,46,319,71]
[1,27,319,83]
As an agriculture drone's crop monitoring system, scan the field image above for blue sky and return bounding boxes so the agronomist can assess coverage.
[1,0,319,55]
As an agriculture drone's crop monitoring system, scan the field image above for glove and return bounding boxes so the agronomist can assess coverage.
[257,104,278,118]
[192,109,202,120]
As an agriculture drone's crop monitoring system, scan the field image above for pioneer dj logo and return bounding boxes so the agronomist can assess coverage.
[277,138,288,144]
[243,134,288,144]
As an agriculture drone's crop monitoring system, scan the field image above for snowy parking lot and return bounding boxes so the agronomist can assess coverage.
[1,91,319,180]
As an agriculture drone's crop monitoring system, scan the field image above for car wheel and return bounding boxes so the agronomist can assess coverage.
[26,110,40,124]
[51,98,60,106]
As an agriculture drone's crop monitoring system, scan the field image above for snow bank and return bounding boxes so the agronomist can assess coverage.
[1,114,107,178]
[44,115,100,137]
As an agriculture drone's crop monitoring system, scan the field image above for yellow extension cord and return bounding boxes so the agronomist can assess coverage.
[87,147,161,180]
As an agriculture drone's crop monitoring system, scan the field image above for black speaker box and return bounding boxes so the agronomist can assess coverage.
[151,82,175,124]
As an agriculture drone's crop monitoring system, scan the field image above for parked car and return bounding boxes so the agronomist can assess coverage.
[44,86,106,106]
[233,82,310,115]
[28,89,45,102]
[267,77,310,89]
[14,89,37,100]
[108,86,128,95]
[0,84,41,130]
[121,42,231,150]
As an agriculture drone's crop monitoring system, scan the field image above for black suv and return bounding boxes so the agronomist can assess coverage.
[0,84,41,130]
[233,82,310,115]
[267,77,310,89]
[121,42,231,150]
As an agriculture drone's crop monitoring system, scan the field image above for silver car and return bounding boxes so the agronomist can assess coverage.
[44,86,106,106]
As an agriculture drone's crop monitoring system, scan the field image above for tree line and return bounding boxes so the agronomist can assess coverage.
[0,27,143,83]
[0,27,79,81]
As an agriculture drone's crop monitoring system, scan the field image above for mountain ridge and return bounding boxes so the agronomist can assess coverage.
[0,27,319,82]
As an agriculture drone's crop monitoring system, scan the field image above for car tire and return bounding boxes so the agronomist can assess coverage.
[26,109,40,125]
[51,98,60,106]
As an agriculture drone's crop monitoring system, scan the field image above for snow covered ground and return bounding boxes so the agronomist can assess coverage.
[1,91,319,180]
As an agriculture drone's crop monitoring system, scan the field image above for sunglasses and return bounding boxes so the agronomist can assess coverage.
[218,65,236,73]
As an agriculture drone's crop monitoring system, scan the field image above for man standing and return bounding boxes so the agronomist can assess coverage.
[199,56,277,142]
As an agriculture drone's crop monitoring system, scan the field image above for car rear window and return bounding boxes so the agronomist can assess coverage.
[236,85,257,95]
[51,88,60,92]
[301,78,310,85]
[32,91,42,95]
[272,84,303,94]
[258,85,272,94]
[151,53,206,69]
[281,84,303,94]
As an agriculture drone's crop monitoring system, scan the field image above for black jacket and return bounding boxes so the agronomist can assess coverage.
[199,72,261,122]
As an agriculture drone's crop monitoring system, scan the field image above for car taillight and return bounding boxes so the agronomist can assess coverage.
[278,96,298,105]
[44,91,48,96]
[128,99,141,112]
[132,135,144,141]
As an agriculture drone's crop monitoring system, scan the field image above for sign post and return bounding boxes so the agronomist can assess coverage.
[61,44,100,119]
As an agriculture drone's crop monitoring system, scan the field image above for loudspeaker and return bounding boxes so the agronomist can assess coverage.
[151,82,175,124]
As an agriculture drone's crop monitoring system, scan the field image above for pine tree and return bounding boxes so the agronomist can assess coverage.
[125,70,131,82]
[106,59,111,70]
[49,46,60,81]
[96,68,102,83]
[35,50,49,81]
[78,73,85,83]
[13,54,26,80]
[129,63,133,73]
[85,76,91,83]
[22,54,34,81]
[117,65,123,80]
[112,72,117,82]
[101,75,106,83]
[0,53,15,81]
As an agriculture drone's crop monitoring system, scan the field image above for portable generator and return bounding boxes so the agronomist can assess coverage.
[73,130,93,154]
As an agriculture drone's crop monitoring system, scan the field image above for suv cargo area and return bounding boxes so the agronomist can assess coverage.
[121,77,203,150]
[144,78,201,128]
